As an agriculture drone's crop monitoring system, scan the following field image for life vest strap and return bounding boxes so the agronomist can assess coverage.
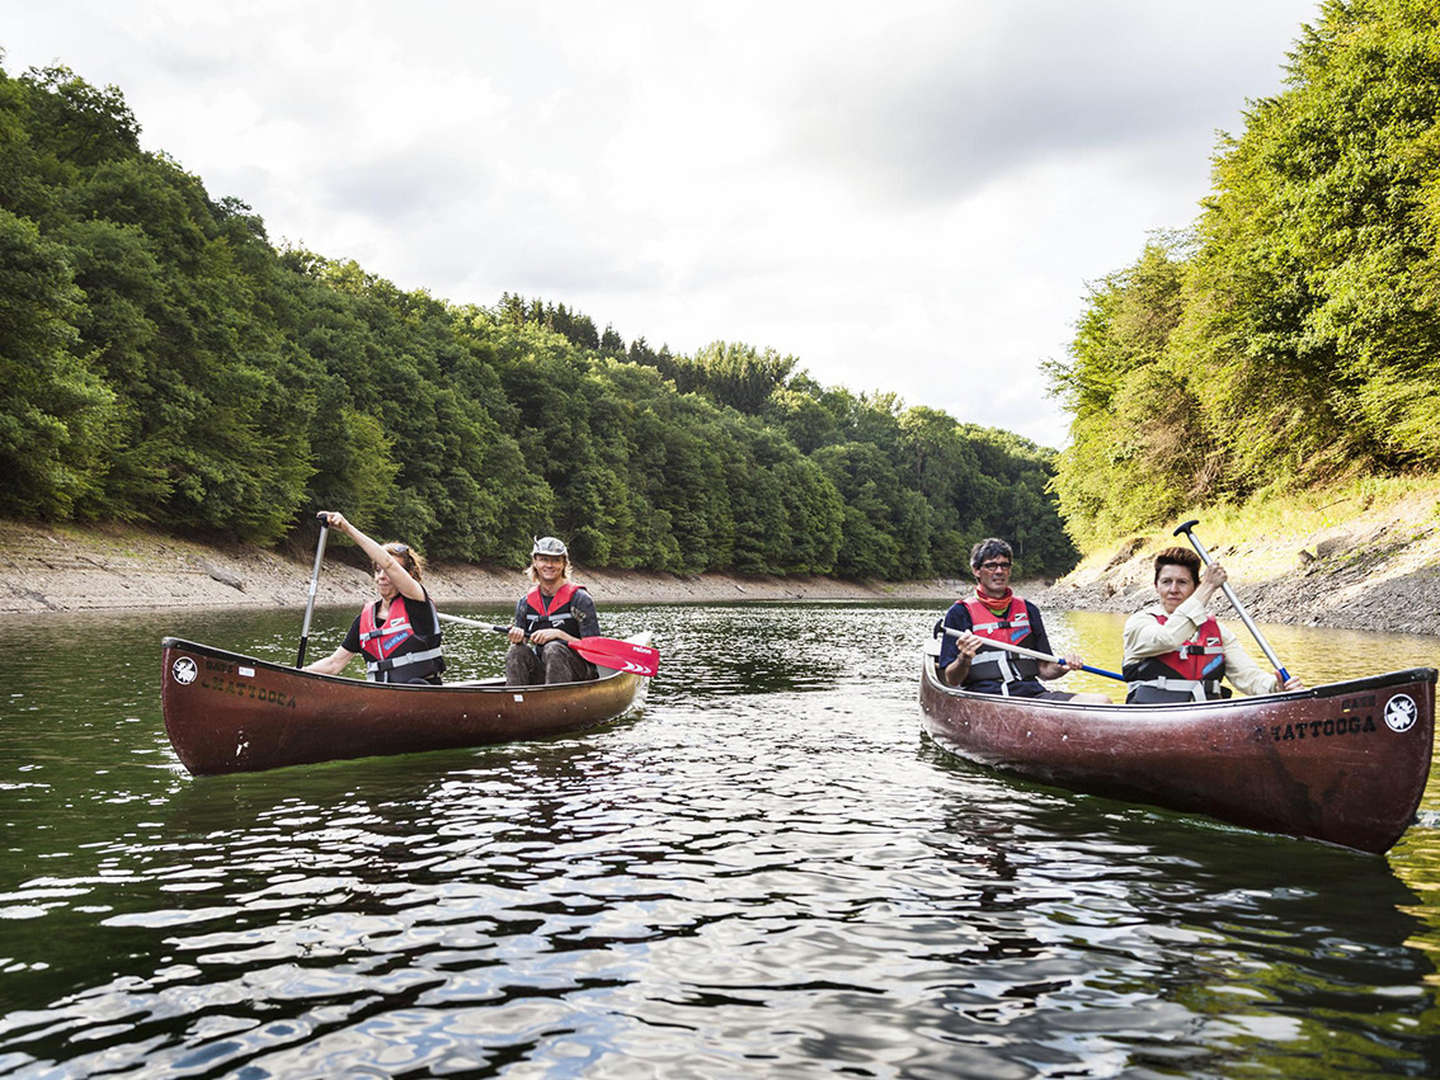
[365,645,445,677]
[1126,674,1221,702]
[968,648,1040,693]
[360,621,411,644]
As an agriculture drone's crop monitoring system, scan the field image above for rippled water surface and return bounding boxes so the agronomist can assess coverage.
[2,602,1439,1078]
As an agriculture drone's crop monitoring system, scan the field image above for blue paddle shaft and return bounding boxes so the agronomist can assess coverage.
[942,627,1124,682]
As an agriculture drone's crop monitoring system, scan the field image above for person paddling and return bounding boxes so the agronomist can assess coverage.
[1122,547,1304,703]
[937,537,1111,703]
[302,512,445,685]
[505,536,602,685]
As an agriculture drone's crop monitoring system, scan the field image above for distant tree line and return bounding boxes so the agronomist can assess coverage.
[1046,0,1440,547]
[0,58,1077,578]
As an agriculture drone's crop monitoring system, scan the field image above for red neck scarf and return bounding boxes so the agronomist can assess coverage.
[975,586,1014,614]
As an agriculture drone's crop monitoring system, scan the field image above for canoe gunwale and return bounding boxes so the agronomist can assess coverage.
[160,636,638,692]
[921,659,1438,714]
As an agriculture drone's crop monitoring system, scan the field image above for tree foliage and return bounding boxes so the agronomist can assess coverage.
[0,58,1076,577]
[1048,0,1440,547]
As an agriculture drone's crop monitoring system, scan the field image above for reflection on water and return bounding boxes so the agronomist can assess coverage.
[1,602,1438,1077]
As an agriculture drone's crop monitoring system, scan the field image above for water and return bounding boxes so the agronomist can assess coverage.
[2,601,1439,1078]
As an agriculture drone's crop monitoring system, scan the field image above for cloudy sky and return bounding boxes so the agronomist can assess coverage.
[4,1,1321,447]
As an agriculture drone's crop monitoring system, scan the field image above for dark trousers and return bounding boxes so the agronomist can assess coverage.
[505,641,597,686]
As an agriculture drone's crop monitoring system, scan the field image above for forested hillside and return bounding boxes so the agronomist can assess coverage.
[1047,0,1440,547]
[0,59,1076,578]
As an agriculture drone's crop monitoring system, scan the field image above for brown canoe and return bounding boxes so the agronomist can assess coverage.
[161,635,650,776]
[919,655,1436,854]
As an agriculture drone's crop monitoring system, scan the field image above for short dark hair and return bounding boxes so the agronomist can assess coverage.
[970,537,1013,571]
[1153,546,1200,585]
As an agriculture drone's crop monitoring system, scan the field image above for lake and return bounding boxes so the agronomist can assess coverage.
[2,601,1439,1078]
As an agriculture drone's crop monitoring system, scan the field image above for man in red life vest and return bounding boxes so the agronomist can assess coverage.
[505,536,602,685]
[937,537,1110,702]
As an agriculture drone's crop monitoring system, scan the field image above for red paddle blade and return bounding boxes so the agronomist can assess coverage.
[569,636,660,677]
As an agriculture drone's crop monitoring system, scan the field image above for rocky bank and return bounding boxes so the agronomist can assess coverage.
[7,498,1440,637]
[1028,492,1440,637]
[3,519,953,615]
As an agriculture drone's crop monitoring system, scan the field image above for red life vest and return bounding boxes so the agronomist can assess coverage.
[1123,613,1225,703]
[962,595,1032,646]
[521,582,583,636]
[358,594,444,683]
[959,594,1039,692]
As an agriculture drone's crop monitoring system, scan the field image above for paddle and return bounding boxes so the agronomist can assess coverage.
[941,626,1125,681]
[437,612,660,677]
[1173,518,1291,683]
[295,512,330,667]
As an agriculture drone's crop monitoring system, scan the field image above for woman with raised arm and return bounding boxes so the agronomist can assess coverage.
[303,512,445,684]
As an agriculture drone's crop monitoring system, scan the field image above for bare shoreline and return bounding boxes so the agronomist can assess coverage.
[5,519,958,615]
[8,511,1440,637]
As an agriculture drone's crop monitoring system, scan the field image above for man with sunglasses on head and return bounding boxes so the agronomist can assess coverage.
[937,537,1110,703]
[505,536,602,686]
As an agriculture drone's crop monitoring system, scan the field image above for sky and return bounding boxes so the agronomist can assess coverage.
[2,0,1323,448]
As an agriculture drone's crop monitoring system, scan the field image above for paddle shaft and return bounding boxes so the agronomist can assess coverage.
[1173,519,1290,682]
[436,611,659,677]
[942,627,1124,681]
[295,514,330,667]
[438,612,509,635]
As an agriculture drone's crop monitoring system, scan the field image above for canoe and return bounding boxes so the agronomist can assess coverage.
[919,653,1436,854]
[161,635,651,776]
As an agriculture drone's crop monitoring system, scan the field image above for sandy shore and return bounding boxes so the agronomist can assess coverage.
[3,519,957,614]
[8,505,1440,636]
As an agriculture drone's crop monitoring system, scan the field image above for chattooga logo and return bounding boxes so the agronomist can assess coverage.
[1384,693,1418,733]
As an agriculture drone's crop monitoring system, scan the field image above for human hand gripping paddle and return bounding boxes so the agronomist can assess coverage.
[437,612,660,677]
[941,627,1125,681]
[1173,518,1293,686]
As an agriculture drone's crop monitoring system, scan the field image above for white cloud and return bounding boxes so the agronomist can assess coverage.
[2,0,1322,447]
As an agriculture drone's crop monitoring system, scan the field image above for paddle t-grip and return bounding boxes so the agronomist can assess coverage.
[1173,518,1214,563]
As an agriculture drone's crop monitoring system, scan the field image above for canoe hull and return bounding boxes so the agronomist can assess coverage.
[919,660,1436,854]
[162,637,646,776]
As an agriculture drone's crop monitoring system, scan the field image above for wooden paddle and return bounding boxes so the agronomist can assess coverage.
[942,626,1125,681]
[295,512,330,667]
[437,612,660,677]
[1173,519,1291,684]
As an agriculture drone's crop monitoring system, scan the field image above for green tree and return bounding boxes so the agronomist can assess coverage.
[0,209,116,516]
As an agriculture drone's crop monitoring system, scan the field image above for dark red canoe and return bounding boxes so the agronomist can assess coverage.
[919,655,1436,854]
[161,636,650,776]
